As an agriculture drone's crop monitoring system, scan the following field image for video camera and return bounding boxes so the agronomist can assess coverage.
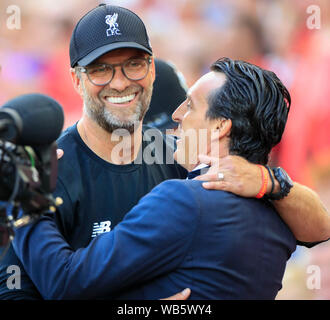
[0,93,64,248]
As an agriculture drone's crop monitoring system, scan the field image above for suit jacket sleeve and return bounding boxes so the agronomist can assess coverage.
[12,180,198,299]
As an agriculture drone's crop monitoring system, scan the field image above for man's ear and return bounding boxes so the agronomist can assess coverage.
[216,118,232,139]
[221,118,232,137]
[150,57,156,82]
[70,68,83,97]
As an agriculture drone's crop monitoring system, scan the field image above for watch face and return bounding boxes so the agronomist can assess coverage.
[279,168,293,187]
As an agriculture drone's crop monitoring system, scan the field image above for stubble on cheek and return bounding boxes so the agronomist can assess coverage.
[82,82,153,133]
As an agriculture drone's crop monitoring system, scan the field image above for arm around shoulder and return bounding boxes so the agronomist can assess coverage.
[273,182,330,243]
[196,155,330,243]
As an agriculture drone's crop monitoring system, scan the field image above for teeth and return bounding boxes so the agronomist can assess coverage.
[106,94,136,104]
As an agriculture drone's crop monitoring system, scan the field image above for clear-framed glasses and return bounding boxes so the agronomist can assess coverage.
[76,57,152,86]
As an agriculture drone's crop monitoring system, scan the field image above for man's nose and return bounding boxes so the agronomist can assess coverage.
[172,103,185,124]
[108,66,131,92]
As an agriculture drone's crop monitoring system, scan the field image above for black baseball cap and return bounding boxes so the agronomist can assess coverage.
[70,4,153,67]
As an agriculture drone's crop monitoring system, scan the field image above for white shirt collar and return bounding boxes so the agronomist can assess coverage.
[191,163,209,172]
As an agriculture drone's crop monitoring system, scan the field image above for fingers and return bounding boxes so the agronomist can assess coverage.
[161,288,191,300]
[57,149,64,160]
[198,154,213,165]
[196,171,229,191]
[202,181,228,191]
[198,154,220,166]
[194,173,219,181]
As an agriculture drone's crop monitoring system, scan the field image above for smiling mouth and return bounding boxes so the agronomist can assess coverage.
[104,93,138,105]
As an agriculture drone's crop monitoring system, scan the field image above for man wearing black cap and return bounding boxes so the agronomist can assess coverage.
[70,4,154,138]
[0,4,188,300]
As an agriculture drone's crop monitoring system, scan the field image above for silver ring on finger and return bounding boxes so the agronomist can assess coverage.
[217,172,224,181]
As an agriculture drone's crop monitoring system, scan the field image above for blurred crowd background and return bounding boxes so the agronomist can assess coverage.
[0,0,330,300]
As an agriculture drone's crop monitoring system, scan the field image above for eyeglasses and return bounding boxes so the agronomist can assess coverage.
[76,57,152,86]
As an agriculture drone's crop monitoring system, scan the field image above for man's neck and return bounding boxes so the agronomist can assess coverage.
[77,115,143,165]
[184,140,229,172]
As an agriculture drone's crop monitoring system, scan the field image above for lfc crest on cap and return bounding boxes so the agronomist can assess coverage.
[105,13,121,36]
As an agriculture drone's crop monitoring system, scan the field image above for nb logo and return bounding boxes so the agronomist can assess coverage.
[91,220,111,238]
[105,13,121,36]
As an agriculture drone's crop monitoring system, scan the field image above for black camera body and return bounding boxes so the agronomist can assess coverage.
[0,93,64,247]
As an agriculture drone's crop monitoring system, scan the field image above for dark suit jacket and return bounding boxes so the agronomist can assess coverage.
[12,179,296,299]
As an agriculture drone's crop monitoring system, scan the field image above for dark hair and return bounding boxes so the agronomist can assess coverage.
[206,57,291,165]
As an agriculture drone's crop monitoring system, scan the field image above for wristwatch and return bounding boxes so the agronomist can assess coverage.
[265,167,293,200]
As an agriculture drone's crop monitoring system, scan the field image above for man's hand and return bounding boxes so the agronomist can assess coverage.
[161,288,191,300]
[195,154,269,197]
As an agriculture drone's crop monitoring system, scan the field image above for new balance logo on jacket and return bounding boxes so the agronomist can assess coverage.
[91,220,111,238]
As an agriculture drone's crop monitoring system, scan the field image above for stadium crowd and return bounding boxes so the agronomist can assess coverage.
[0,0,329,299]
